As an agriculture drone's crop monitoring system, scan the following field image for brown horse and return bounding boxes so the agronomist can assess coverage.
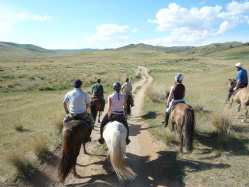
[58,120,91,184]
[169,103,195,153]
[228,79,249,123]
[90,97,103,123]
[124,94,132,117]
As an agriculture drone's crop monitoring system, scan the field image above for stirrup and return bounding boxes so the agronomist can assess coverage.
[98,137,105,144]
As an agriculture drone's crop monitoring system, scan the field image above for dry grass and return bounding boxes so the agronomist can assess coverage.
[7,152,35,177]
[14,124,24,132]
[164,128,177,146]
[146,82,166,103]
[34,140,50,161]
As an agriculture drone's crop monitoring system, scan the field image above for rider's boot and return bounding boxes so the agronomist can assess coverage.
[165,112,170,127]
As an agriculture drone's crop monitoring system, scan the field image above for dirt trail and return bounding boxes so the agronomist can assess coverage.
[23,66,178,187]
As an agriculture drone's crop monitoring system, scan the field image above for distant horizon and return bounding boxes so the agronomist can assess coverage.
[0,40,246,50]
[0,0,249,49]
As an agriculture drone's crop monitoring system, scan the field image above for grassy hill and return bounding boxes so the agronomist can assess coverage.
[0,41,101,56]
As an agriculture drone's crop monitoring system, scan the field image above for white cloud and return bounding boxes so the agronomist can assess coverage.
[227,1,249,15]
[84,24,132,43]
[147,2,249,46]
[0,3,53,37]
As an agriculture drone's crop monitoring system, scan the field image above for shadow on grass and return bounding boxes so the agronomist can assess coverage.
[141,111,160,120]
[195,131,249,156]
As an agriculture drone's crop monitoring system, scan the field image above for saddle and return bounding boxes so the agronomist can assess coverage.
[91,96,101,102]
[110,114,122,122]
[171,101,186,113]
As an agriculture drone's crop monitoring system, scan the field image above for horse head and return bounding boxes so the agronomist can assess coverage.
[228,79,236,88]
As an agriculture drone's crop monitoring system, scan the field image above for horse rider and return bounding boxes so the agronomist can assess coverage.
[98,82,131,145]
[164,73,186,127]
[234,62,248,90]
[121,78,134,107]
[92,78,105,111]
[226,63,248,103]
[63,79,94,140]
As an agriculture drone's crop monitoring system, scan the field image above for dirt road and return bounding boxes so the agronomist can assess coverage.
[24,66,179,187]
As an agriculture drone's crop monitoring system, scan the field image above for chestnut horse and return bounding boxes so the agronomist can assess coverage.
[58,120,91,184]
[228,79,249,123]
[103,120,136,181]
[169,103,195,153]
[90,97,103,123]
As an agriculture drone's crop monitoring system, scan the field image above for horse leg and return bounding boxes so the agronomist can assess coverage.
[98,112,101,123]
[73,144,81,178]
[241,104,248,123]
[237,104,241,119]
[180,133,183,153]
[83,142,88,154]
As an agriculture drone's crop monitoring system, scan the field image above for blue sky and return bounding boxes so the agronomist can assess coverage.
[0,0,249,49]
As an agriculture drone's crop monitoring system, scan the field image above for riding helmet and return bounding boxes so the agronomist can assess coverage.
[175,74,184,82]
[235,62,243,68]
[97,78,101,83]
[113,82,121,90]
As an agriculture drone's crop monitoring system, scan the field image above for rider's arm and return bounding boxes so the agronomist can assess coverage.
[63,101,69,114]
[235,79,242,89]
[166,86,174,107]
[108,97,112,117]
[86,103,90,108]
[124,100,127,109]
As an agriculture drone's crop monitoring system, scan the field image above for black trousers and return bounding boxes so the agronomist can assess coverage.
[100,113,129,139]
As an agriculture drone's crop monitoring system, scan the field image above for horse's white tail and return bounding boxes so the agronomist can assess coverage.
[103,121,136,181]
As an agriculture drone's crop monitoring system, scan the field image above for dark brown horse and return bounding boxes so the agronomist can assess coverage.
[90,97,103,123]
[124,94,132,117]
[58,120,90,184]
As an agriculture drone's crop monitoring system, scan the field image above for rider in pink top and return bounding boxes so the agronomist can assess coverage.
[98,82,130,145]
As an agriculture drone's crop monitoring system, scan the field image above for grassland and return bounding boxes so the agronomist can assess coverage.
[0,42,249,186]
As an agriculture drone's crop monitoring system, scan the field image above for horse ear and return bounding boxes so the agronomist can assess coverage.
[228,79,232,81]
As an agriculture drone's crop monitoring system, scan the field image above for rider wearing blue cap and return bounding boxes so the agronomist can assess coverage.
[63,79,94,140]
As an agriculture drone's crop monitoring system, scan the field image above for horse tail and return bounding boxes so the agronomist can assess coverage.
[58,128,74,181]
[184,107,195,153]
[90,101,97,121]
[104,122,136,181]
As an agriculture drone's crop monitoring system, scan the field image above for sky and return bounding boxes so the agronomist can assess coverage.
[0,0,249,49]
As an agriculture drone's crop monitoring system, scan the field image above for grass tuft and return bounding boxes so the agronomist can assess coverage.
[34,141,50,161]
[146,82,166,102]
[164,128,176,146]
[7,152,35,177]
[14,124,24,132]
[212,112,233,144]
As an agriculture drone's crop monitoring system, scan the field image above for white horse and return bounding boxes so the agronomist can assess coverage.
[103,121,136,181]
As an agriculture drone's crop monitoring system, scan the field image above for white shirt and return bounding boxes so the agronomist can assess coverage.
[63,88,90,114]
[121,82,132,95]
[108,92,125,114]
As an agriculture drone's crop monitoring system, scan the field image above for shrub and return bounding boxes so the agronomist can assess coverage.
[164,128,176,146]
